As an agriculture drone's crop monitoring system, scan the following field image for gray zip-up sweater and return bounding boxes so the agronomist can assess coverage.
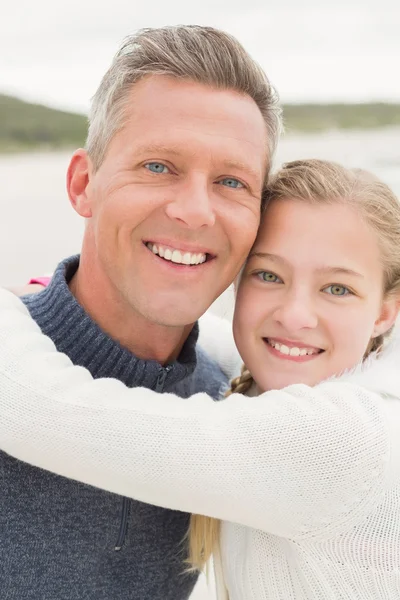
[0,255,228,600]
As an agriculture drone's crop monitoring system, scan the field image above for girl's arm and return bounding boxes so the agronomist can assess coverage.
[0,289,390,540]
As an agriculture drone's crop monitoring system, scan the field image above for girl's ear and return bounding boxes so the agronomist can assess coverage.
[372,295,399,338]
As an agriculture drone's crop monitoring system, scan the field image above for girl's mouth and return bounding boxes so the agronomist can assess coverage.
[264,338,324,359]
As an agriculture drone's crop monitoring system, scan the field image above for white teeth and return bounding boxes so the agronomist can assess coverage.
[268,339,319,357]
[146,243,207,266]
[171,250,182,264]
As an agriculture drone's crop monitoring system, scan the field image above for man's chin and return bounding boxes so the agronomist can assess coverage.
[143,303,208,329]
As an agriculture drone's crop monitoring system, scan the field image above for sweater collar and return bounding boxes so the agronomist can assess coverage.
[23,255,198,390]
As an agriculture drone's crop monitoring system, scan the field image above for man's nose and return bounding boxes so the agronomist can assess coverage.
[164,179,216,229]
[273,291,318,331]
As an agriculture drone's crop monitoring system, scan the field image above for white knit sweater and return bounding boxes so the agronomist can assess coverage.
[1,288,400,599]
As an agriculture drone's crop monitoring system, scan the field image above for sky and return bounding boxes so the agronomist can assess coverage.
[0,0,399,112]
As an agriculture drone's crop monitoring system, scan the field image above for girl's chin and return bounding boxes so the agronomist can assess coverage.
[255,373,323,392]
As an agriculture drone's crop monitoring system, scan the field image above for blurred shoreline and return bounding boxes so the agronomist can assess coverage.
[2,92,399,154]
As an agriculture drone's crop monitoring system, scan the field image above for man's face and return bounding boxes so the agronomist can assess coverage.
[79,75,267,326]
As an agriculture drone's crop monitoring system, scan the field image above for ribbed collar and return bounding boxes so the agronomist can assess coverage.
[22,255,199,390]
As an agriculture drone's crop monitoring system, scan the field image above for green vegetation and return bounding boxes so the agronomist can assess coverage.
[0,94,87,152]
[0,93,399,153]
[283,102,400,133]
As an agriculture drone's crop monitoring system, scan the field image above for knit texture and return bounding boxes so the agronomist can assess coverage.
[0,262,228,600]
[1,288,400,599]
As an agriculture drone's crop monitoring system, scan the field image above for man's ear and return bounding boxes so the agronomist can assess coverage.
[67,149,93,218]
[372,295,400,338]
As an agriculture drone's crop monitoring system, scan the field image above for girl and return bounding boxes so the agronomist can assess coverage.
[1,159,400,599]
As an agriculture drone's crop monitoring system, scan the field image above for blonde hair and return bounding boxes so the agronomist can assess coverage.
[188,158,400,572]
[86,25,282,171]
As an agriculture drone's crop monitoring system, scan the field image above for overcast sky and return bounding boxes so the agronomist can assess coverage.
[1,0,399,112]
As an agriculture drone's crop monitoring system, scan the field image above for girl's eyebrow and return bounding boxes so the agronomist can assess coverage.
[248,252,364,279]
[315,266,365,279]
[248,252,285,263]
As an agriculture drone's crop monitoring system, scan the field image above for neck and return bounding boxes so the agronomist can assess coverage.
[70,255,194,365]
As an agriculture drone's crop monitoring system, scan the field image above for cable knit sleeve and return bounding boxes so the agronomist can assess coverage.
[0,289,390,540]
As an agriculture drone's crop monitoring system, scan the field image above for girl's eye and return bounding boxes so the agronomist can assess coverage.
[323,284,352,296]
[218,177,244,189]
[256,271,283,283]
[144,162,170,174]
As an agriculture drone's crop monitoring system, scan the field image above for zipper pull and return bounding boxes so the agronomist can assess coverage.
[155,365,172,392]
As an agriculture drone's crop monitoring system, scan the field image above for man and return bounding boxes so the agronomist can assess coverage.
[1,25,281,599]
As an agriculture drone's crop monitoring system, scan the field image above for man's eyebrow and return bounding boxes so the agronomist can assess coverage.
[221,159,263,183]
[248,252,364,278]
[134,143,185,157]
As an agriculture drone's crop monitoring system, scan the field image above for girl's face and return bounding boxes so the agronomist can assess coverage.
[233,198,398,392]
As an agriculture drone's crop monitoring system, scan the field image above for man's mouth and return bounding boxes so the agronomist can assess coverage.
[145,242,211,266]
[264,338,324,357]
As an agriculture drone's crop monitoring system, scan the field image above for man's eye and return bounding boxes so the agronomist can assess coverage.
[144,162,170,174]
[218,177,244,189]
[323,284,352,296]
[256,271,282,283]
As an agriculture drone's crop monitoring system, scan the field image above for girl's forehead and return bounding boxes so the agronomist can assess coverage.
[252,199,383,277]
[257,198,361,241]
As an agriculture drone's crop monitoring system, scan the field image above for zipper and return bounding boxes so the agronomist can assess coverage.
[155,365,172,392]
[114,497,130,551]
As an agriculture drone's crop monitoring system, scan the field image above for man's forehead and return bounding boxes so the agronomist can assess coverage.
[124,76,268,147]
[117,77,270,182]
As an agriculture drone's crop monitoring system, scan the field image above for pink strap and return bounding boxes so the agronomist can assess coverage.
[28,277,51,287]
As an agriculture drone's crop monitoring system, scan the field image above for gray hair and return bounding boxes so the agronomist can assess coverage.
[86,25,282,174]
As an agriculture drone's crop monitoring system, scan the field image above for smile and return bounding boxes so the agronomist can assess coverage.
[265,338,324,358]
[145,242,209,266]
